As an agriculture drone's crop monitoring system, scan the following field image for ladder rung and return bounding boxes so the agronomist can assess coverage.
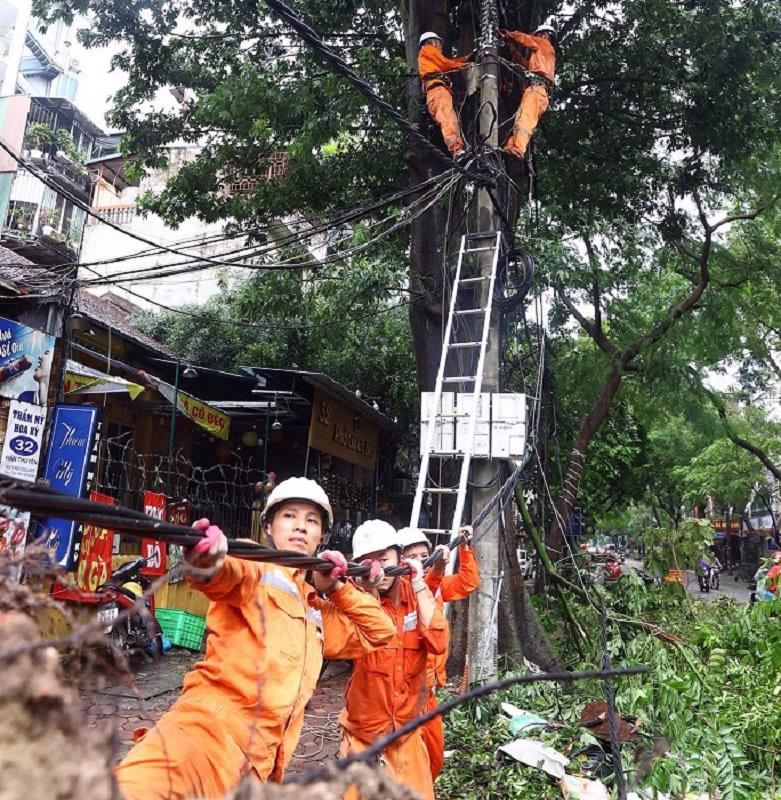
[455,308,485,316]
[464,246,495,253]
[460,276,491,284]
[466,232,497,240]
[443,376,476,384]
[430,449,466,457]
[434,411,470,418]
[448,341,481,349]
[424,487,459,494]
[420,528,450,534]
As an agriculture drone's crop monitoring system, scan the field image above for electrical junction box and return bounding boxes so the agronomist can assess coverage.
[420,391,455,453]
[490,393,526,458]
[455,392,491,457]
[419,392,527,460]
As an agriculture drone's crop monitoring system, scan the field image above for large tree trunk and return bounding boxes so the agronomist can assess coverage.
[547,366,624,558]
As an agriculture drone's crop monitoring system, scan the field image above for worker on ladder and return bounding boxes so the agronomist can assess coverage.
[339,520,447,800]
[418,31,474,162]
[115,477,395,800]
[398,526,481,781]
[500,23,557,160]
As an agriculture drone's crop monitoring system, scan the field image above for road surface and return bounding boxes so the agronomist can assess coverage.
[625,558,749,604]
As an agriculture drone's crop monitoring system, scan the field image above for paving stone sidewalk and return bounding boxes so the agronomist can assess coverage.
[81,650,350,767]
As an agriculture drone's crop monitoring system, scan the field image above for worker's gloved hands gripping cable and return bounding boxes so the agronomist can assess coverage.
[402,558,426,593]
[184,518,228,582]
[313,550,348,594]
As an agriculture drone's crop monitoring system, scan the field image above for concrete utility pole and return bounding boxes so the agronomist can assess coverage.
[467,0,501,681]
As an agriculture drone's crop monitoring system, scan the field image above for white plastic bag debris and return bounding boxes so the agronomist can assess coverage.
[498,738,570,779]
[560,774,609,800]
[500,702,549,733]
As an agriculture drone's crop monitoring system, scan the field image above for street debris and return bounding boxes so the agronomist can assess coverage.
[500,702,549,734]
[498,737,570,779]
[560,775,609,800]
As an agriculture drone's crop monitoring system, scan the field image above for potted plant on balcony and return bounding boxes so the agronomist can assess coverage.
[24,122,56,161]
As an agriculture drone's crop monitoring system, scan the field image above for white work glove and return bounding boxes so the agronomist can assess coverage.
[432,544,451,564]
[354,558,385,593]
[458,525,474,546]
[402,557,426,593]
[313,550,348,594]
[185,518,228,582]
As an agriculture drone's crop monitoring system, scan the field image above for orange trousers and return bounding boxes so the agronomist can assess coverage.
[421,691,445,780]
[426,85,465,156]
[504,84,549,159]
[114,691,258,800]
[340,727,435,800]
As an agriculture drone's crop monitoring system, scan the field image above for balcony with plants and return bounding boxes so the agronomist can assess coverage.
[22,120,91,198]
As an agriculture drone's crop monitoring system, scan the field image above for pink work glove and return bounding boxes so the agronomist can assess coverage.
[185,518,228,581]
[319,550,348,580]
[361,558,386,586]
[312,549,347,594]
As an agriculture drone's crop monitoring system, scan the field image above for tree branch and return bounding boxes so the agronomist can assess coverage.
[556,286,618,358]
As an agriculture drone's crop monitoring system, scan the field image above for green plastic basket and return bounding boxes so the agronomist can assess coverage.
[156,608,206,650]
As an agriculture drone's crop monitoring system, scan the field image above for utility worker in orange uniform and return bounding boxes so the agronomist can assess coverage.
[115,477,395,800]
[418,31,474,161]
[398,526,480,781]
[339,520,448,800]
[500,23,557,160]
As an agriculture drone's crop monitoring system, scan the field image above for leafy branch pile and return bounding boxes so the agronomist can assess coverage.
[439,580,781,800]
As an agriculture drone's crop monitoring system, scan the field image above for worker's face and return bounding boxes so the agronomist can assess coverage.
[403,543,430,563]
[364,547,400,593]
[266,500,324,555]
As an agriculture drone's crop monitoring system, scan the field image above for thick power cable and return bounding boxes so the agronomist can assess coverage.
[262,0,477,179]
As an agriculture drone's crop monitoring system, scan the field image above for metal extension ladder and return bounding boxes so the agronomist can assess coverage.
[410,231,503,540]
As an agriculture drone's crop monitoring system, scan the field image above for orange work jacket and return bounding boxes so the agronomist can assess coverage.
[418,44,468,91]
[506,31,556,83]
[424,544,481,687]
[184,557,395,781]
[340,576,448,740]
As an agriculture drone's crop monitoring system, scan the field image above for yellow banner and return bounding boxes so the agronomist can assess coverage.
[158,382,231,441]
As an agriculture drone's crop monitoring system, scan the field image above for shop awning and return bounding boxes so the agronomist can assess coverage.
[64,360,145,400]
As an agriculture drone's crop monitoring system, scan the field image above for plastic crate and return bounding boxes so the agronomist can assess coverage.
[156,608,206,650]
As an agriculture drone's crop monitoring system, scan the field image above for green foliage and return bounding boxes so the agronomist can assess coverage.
[643,518,714,576]
[440,582,781,800]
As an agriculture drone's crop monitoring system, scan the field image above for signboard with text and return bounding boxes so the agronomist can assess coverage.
[308,387,378,472]
[76,491,115,591]
[39,405,99,568]
[0,400,47,482]
[167,500,188,581]
[156,382,230,441]
[141,490,168,576]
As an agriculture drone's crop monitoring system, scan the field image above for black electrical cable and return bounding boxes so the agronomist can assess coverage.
[493,247,534,313]
[286,664,650,784]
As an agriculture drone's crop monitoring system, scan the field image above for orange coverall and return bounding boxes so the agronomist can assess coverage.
[418,45,469,156]
[339,576,448,800]
[421,544,481,778]
[504,31,556,158]
[115,558,395,800]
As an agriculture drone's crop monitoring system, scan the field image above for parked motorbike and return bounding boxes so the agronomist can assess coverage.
[633,567,659,587]
[709,565,720,591]
[697,569,711,593]
[95,556,166,658]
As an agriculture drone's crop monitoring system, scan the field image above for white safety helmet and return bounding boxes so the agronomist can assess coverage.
[533,23,557,39]
[261,476,333,529]
[419,31,442,47]
[397,527,432,553]
[352,519,399,561]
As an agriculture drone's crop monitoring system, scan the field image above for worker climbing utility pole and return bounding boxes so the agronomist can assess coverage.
[467,0,501,681]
